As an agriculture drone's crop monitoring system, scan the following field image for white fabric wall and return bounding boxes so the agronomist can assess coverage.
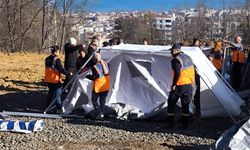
[62,44,243,117]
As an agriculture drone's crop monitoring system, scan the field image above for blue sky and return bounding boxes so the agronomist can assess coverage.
[87,0,244,12]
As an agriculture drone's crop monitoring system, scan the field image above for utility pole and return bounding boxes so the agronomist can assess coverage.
[41,0,46,53]
[47,0,58,48]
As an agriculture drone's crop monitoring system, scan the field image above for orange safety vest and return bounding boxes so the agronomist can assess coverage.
[93,62,110,93]
[212,59,222,70]
[44,56,63,84]
[212,51,222,70]
[173,53,195,86]
[232,48,244,63]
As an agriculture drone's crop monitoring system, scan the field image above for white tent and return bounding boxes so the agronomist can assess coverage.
[212,118,250,149]
[62,44,244,118]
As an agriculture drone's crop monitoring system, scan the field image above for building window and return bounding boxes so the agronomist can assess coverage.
[165,25,171,28]
[165,20,171,23]
[160,20,162,23]
[160,25,162,28]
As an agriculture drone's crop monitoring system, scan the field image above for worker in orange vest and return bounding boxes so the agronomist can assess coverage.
[86,53,110,119]
[209,41,223,73]
[167,43,195,129]
[223,36,244,91]
[44,45,72,113]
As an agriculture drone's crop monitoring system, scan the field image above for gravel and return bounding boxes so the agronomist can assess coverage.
[0,115,234,150]
[0,91,249,150]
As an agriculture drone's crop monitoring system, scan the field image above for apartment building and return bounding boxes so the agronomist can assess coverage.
[155,15,173,41]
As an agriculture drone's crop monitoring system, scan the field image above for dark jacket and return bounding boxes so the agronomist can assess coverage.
[76,55,89,72]
[171,56,181,86]
[45,55,69,75]
[87,44,96,56]
[45,54,69,86]
[64,43,83,70]
[87,44,99,67]
[248,52,250,63]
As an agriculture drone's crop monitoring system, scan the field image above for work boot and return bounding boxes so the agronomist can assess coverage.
[96,113,104,120]
[56,109,62,114]
[189,114,200,122]
[166,116,174,129]
[181,116,189,129]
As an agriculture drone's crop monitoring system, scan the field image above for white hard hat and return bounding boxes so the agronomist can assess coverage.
[69,37,77,46]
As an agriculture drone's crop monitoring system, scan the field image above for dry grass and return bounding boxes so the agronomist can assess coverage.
[0,52,64,93]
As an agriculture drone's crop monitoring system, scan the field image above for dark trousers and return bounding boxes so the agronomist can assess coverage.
[63,67,76,91]
[91,91,108,115]
[167,84,192,128]
[168,84,192,116]
[231,62,242,91]
[46,83,62,110]
[194,74,201,117]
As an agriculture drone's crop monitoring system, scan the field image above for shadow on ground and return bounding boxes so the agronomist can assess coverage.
[0,77,242,147]
[5,79,46,89]
[0,78,45,91]
[65,115,233,141]
[0,90,47,113]
[165,144,210,150]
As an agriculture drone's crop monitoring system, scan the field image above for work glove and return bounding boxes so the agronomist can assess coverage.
[86,75,93,80]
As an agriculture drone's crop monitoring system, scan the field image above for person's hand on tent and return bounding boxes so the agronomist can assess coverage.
[221,39,228,43]
[86,74,93,80]
[171,85,176,91]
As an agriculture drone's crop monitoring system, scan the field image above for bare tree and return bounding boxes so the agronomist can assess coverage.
[0,0,47,52]
[190,0,213,40]
[115,16,148,44]
[114,12,164,45]
[0,0,89,53]
[55,0,88,51]
[238,0,250,45]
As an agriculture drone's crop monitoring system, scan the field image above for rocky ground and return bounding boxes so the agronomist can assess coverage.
[0,116,233,150]
[0,52,249,150]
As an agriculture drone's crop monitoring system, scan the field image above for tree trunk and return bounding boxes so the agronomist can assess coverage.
[40,0,47,54]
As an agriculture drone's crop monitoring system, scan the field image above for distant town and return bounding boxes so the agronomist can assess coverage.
[71,8,244,45]
[0,0,247,53]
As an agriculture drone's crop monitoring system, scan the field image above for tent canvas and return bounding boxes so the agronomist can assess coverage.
[61,44,244,118]
[212,118,250,149]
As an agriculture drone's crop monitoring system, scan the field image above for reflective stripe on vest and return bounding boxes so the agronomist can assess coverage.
[173,53,195,86]
[44,57,63,83]
[93,62,110,93]
[232,49,244,63]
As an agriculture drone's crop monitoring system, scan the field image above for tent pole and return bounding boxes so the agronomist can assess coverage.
[199,71,237,124]
[43,50,98,114]
[3,111,85,119]
[221,48,227,77]
[242,63,249,86]
[208,48,238,95]
[216,67,238,95]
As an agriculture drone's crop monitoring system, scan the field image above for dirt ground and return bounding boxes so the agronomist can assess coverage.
[0,52,52,93]
[0,52,173,149]
[0,52,53,112]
